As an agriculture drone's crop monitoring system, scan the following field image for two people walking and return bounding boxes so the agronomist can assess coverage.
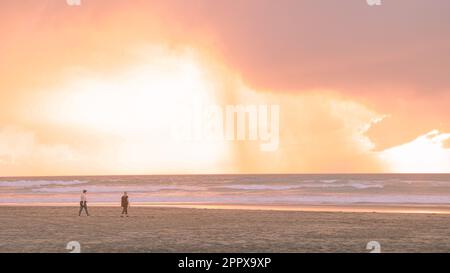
[79,190,130,217]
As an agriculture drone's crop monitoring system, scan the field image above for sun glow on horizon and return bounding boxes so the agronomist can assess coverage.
[27,46,233,174]
[381,130,450,173]
[4,41,450,175]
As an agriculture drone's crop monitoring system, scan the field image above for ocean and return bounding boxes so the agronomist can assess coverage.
[1,174,450,209]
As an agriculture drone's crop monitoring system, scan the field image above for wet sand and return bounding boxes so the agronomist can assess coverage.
[0,206,449,253]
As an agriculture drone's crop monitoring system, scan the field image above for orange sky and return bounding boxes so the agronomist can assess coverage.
[1,0,450,176]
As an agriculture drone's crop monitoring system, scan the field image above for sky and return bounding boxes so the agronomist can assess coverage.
[1,0,450,176]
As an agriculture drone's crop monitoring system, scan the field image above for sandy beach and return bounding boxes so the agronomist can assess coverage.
[1,206,449,253]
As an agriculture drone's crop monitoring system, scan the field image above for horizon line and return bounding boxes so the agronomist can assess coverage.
[1,172,450,179]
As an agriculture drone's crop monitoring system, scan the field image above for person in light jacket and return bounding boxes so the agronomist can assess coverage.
[79,190,89,216]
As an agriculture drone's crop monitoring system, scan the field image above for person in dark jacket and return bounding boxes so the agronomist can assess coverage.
[121,192,129,217]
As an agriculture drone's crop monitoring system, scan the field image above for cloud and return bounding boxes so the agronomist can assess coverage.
[3,1,449,95]
[444,138,450,149]
[2,48,388,175]
[219,85,386,173]
[150,0,450,152]
[0,1,449,174]
[144,0,450,92]
[0,126,76,175]
[380,130,450,173]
